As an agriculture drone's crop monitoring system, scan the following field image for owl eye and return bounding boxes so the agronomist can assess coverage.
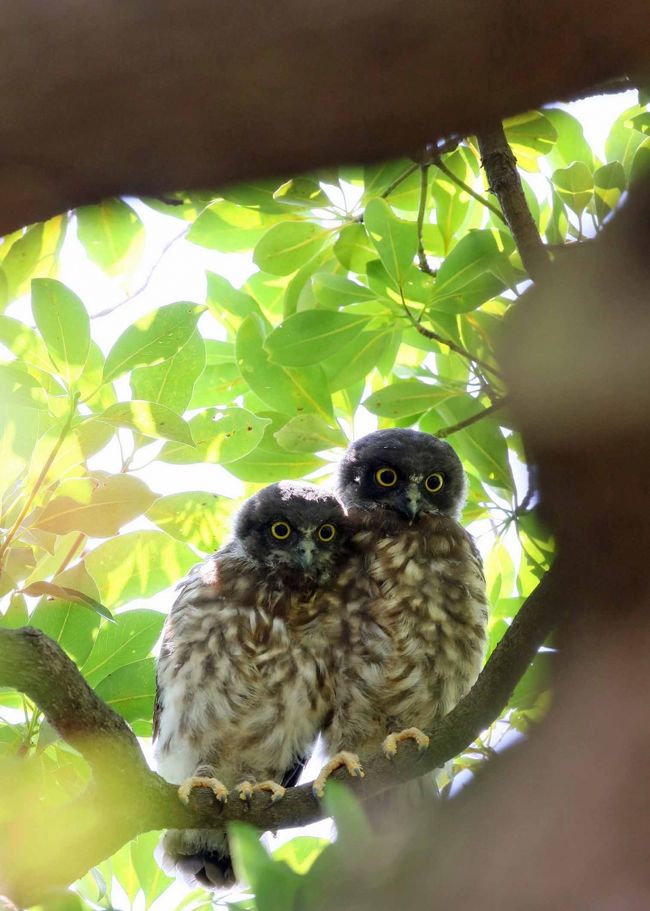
[424,472,444,493]
[317,523,336,542]
[374,467,398,488]
[270,521,292,540]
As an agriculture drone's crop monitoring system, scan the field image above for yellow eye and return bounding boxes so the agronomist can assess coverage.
[270,521,292,540]
[424,472,444,493]
[374,467,398,488]
[318,523,336,542]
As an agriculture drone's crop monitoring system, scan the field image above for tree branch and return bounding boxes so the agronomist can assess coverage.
[435,397,509,439]
[476,124,550,280]
[0,568,561,906]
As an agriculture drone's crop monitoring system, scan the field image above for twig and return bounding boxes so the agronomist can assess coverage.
[433,158,507,224]
[91,222,191,319]
[0,567,562,906]
[416,165,435,275]
[0,396,79,571]
[476,124,549,280]
[435,398,509,438]
[380,163,419,199]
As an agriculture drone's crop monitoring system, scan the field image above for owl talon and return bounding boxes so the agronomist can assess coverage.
[312,751,365,798]
[254,780,286,803]
[382,727,430,759]
[178,775,228,806]
[236,780,254,803]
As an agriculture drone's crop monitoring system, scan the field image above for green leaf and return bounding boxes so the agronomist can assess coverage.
[80,608,166,685]
[76,199,144,273]
[363,379,456,418]
[31,279,90,387]
[229,822,273,890]
[159,407,269,464]
[322,327,394,391]
[188,361,247,409]
[593,161,626,220]
[552,162,593,216]
[544,108,594,170]
[0,315,52,372]
[206,272,261,321]
[274,414,346,452]
[605,105,647,176]
[311,273,376,308]
[511,652,556,710]
[273,177,331,209]
[85,532,196,609]
[130,832,175,907]
[430,229,513,313]
[95,658,156,722]
[146,491,236,552]
[130,330,205,414]
[236,313,333,420]
[29,598,102,664]
[227,413,325,482]
[363,198,418,286]
[333,223,376,271]
[99,401,194,445]
[1,216,67,301]
[503,110,557,171]
[0,363,49,410]
[272,836,329,874]
[265,311,372,367]
[32,474,157,537]
[22,581,113,622]
[103,302,205,384]
[323,781,372,847]
[188,200,274,252]
[253,221,330,275]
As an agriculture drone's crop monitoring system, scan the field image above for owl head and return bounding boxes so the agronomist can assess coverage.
[232,481,351,582]
[337,428,466,522]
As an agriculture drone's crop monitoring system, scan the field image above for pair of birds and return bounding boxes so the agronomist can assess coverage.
[153,428,489,887]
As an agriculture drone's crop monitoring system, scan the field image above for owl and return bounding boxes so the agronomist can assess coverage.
[313,428,488,796]
[153,481,359,888]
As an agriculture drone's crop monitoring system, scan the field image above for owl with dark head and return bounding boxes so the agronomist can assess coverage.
[154,481,360,887]
[314,428,488,794]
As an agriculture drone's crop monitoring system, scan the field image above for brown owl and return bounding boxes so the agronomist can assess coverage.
[313,428,488,796]
[153,481,362,887]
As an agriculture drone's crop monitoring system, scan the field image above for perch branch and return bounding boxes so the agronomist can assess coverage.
[476,124,550,280]
[0,567,562,905]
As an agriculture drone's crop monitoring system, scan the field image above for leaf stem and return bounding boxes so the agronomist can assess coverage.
[435,397,509,439]
[416,165,435,275]
[433,157,507,224]
[53,532,86,578]
[0,395,79,572]
[380,162,419,199]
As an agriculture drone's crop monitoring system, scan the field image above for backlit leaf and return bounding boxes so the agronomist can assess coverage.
[159,407,269,464]
[31,279,90,387]
[363,198,418,285]
[99,400,194,445]
[253,221,330,275]
[265,311,372,367]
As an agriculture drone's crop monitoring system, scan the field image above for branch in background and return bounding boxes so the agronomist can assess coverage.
[0,567,560,906]
[476,124,550,280]
[405,310,503,382]
[380,163,419,199]
[435,397,509,439]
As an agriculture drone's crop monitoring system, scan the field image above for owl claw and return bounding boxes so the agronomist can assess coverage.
[236,780,254,803]
[312,751,365,798]
[382,727,430,759]
[255,780,286,803]
[177,775,228,806]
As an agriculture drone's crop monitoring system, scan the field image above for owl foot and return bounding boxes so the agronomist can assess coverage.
[178,776,228,806]
[382,727,430,759]
[235,780,286,804]
[312,751,365,799]
[254,780,286,803]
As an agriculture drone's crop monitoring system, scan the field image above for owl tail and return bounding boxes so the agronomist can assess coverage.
[159,828,235,890]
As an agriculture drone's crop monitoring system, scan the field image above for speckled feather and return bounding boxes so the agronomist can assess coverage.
[327,430,489,764]
[153,482,375,888]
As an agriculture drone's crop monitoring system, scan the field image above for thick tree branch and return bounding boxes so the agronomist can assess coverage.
[0,1,648,235]
[0,569,560,905]
[477,124,550,280]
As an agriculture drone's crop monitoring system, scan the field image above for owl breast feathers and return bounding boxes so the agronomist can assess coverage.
[323,429,488,763]
[153,481,372,887]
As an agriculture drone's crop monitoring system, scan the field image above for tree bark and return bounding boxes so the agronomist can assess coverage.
[0,0,648,234]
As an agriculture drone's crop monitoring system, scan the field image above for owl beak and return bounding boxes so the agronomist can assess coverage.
[401,485,422,523]
[297,541,315,568]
